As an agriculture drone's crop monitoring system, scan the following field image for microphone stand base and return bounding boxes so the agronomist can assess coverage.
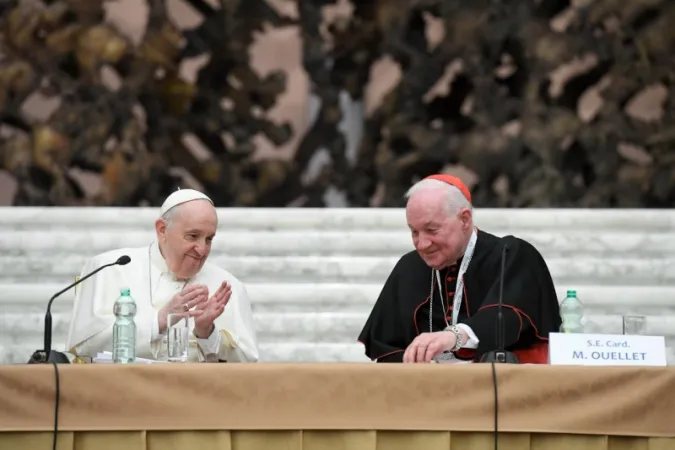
[28,350,71,364]
[479,350,520,364]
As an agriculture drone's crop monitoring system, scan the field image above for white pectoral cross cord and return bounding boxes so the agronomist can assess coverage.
[429,227,478,332]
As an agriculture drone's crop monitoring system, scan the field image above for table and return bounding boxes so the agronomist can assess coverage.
[1,364,673,450]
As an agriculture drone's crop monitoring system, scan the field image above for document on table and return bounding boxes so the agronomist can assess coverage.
[432,352,472,364]
[93,351,166,364]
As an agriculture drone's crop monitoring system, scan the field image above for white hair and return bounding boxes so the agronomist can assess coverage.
[160,205,181,228]
[404,178,472,216]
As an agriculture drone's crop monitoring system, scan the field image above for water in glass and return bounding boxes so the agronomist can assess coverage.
[167,313,189,362]
[622,315,646,335]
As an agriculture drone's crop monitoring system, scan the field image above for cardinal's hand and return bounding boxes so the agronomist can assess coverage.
[403,331,457,363]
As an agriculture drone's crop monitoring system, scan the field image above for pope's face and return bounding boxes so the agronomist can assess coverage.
[155,200,218,279]
[406,189,472,270]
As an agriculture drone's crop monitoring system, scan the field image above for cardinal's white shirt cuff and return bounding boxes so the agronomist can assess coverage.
[456,323,479,349]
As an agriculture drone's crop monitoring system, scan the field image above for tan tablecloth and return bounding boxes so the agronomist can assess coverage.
[1,364,674,450]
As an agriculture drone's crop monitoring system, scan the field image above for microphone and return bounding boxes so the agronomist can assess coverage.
[28,255,132,364]
[480,245,519,364]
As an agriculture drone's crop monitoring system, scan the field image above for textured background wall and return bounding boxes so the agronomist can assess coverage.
[0,0,672,207]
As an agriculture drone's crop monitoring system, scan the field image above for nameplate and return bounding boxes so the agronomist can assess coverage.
[549,332,667,366]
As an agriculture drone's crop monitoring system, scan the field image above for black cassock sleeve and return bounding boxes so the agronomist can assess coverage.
[357,259,409,363]
[461,236,561,357]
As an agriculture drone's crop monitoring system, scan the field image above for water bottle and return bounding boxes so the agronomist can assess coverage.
[112,287,137,364]
[559,289,584,333]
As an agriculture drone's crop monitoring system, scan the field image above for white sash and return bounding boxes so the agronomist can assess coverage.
[435,227,478,326]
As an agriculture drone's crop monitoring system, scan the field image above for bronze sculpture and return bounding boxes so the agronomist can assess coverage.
[0,0,672,207]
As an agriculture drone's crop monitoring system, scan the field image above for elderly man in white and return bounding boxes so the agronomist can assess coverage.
[65,189,259,363]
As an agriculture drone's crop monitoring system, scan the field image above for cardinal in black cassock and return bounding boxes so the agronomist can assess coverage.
[358,174,562,364]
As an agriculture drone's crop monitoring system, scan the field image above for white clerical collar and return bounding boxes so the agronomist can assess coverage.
[150,241,182,280]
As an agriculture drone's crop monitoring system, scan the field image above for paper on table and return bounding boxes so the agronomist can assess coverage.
[93,351,166,364]
[432,352,472,364]
[433,359,472,364]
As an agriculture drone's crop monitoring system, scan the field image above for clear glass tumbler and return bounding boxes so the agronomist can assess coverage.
[167,313,189,363]
[622,315,646,335]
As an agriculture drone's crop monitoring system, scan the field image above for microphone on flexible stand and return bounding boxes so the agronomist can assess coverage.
[480,245,519,364]
[28,255,132,364]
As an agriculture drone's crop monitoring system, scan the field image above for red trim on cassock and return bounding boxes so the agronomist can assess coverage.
[456,342,550,364]
[444,275,454,316]
[514,342,549,364]
[463,278,470,318]
[458,302,550,364]
[477,303,526,340]
[477,303,548,341]
[363,293,432,362]
[456,348,475,359]
[357,339,405,362]
[374,349,405,361]
[413,295,431,336]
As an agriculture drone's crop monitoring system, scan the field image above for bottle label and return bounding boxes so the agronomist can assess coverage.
[113,323,137,361]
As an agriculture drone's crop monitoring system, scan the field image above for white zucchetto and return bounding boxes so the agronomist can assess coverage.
[159,188,213,216]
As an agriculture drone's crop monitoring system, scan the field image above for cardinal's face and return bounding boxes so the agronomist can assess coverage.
[406,190,472,270]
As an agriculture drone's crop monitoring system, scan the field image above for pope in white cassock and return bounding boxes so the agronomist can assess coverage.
[65,189,259,363]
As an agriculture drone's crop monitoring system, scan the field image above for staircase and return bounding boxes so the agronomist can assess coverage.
[1,207,674,364]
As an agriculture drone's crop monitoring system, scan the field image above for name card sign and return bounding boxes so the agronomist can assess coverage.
[549,332,667,367]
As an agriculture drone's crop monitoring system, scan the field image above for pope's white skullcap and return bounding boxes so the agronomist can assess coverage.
[159,188,213,216]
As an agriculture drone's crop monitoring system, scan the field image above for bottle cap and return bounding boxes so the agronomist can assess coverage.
[120,287,131,296]
[566,289,577,297]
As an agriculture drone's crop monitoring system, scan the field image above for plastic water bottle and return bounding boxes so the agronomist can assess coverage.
[112,287,137,363]
[559,289,584,333]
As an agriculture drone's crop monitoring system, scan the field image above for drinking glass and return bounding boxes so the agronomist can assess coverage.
[622,315,646,335]
[167,313,189,362]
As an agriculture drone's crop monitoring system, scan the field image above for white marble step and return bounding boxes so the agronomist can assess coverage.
[2,255,675,284]
[0,312,364,344]
[2,206,674,365]
[3,230,675,257]
[3,283,675,314]
[0,283,378,312]
[2,207,675,231]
